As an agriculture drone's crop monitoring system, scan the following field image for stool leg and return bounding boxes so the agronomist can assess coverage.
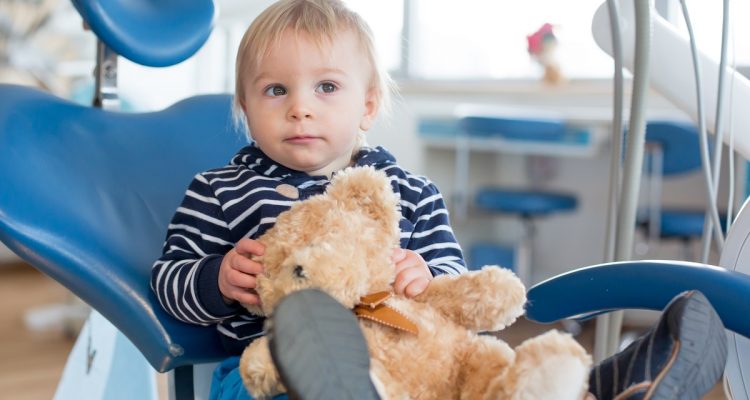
[681,237,694,261]
[516,217,535,286]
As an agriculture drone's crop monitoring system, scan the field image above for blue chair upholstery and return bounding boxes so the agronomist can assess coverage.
[0,1,268,398]
[525,260,750,338]
[71,0,216,67]
[0,84,248,372]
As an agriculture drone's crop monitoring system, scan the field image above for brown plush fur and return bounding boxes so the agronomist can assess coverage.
[239,166,592,399]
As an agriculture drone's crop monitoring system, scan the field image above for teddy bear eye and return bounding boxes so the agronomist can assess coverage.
[293,265,306,279]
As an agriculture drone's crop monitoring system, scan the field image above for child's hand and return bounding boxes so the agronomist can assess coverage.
[219,238,265,305]
[392,248,432,298]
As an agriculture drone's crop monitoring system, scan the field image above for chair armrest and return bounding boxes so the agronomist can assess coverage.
[525,260,750,338]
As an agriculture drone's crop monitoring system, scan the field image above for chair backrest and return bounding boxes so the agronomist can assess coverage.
[0,84,248,371]
[644,120,705,176]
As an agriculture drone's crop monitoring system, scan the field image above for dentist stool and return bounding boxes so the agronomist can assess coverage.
[638,120,725,260]
[460,116,578,285]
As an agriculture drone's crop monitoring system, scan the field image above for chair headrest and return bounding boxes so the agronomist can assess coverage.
[71,0,217,67]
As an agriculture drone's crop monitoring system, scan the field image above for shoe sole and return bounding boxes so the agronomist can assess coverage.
[268,289,380,400]
[647,290,728,400]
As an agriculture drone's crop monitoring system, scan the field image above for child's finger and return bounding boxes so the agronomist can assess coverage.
[234,289,261,305]
[232,256,263,275]
[391,248,407,263]
[393,258,411,274]
[404,277,430,298]
[227,269,257,289]
[235,238,265,257]
[393,266,421,294]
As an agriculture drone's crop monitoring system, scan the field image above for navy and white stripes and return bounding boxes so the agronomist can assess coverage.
[151,144,467,351]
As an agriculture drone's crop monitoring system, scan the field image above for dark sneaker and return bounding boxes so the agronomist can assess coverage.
[589,290,727,400]
[267,289,381,400]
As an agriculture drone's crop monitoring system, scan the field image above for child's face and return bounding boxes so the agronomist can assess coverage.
[241,28,378,178]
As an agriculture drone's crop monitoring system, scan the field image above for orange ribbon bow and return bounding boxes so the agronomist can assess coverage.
[353,291,419,335]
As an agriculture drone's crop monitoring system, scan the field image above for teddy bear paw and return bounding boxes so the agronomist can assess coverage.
[239,339,285,398]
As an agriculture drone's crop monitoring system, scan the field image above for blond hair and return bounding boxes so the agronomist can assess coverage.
[232,0,394,135]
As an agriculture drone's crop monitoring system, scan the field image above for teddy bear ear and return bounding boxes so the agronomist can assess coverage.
[328,166,400,227]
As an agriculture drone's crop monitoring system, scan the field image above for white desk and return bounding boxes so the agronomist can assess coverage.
[420,104,690,220]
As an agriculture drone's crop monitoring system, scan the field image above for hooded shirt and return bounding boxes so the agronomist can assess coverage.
[151,144,466,353]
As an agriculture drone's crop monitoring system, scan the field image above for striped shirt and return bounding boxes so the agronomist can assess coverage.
[150,144,467,353]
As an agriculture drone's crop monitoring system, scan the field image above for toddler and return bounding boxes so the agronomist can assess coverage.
[151,1,728,399]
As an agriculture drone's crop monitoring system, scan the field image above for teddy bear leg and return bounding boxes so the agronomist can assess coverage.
[369,358,412,400]
[488,330,592,400]
[458,335,517,400]
[239,336,286,399]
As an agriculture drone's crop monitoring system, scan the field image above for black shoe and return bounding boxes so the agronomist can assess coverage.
[589,290,727,400]
[268,289,381,400]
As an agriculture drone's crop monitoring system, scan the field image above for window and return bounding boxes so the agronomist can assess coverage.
[349,0,750,82]
[349,0,614,81]
[344,0,403,74]
[671,0,750,67]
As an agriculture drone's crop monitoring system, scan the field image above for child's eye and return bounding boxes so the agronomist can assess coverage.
[264,85,287,97]
[316,82,337,94]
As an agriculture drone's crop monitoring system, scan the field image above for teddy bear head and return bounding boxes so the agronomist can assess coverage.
[246,167,402,316]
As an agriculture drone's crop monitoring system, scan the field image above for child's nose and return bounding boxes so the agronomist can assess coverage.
[286,95,314,121]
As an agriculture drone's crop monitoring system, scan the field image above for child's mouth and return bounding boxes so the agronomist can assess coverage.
[286,135,320,144]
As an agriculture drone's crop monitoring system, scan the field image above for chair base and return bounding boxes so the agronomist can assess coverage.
[55,311,158,400]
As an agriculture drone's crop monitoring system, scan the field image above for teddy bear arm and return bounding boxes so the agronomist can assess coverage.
[415,267,527,332]
[239,336,286,398]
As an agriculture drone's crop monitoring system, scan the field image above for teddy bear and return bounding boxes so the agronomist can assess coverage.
[239,166,592,399]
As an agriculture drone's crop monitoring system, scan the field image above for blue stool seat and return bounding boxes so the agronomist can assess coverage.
[660,210,706,238]
[71,0,216,66]
[473,188,577,284]
[475,188,578,217]
[469,243,515,271]
[639,209,727,239]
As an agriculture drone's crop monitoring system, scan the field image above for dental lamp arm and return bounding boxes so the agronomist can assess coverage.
[591,1,750,159]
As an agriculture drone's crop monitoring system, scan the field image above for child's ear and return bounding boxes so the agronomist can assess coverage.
[359,88,379,132]
[239,97,248,114]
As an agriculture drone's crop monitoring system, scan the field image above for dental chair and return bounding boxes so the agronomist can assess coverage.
[0,0,253,398]
[2,1,750,400]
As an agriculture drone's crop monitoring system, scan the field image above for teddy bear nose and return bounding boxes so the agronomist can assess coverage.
[294,265,306,278]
